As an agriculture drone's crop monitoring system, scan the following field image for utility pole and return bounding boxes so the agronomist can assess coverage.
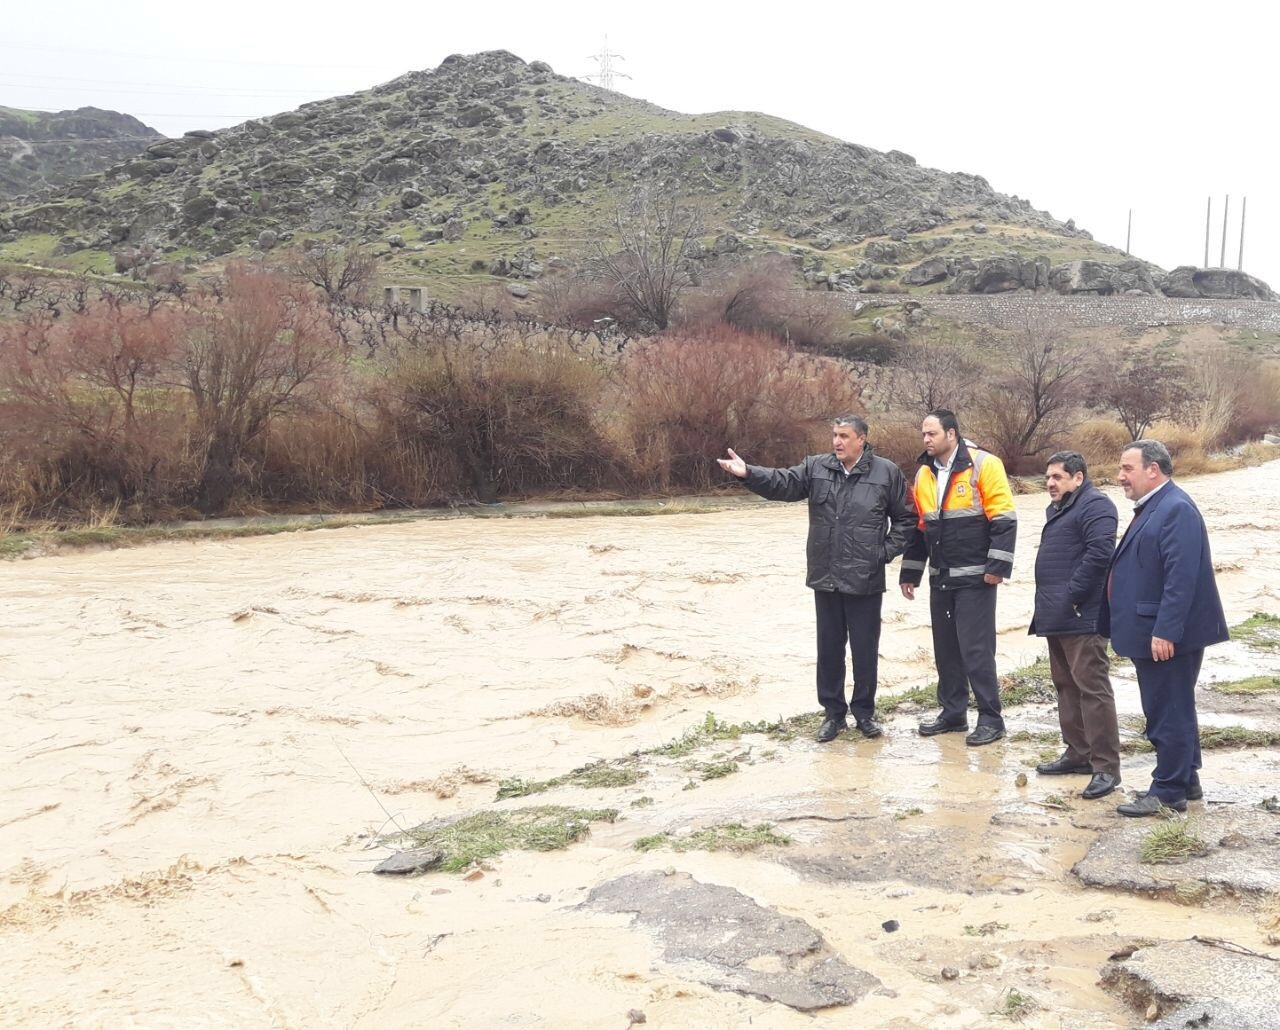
[585,36,630,92]
[1220,195,1229,268]
[1204,196,1211,267]
[1238,196,1247,271]
[1125,209,1132,255]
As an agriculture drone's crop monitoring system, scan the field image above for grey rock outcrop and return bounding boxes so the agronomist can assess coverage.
[1049,259,1158,295]
[585,871,881,1011]
[1101,939,1280,1029]
[1160,265,1276,300]
[902,256,949,286]
[1073,805,1280,904]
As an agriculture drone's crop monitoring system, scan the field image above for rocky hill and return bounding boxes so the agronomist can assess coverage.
[0,105,160,199]
[0,52,1272,301]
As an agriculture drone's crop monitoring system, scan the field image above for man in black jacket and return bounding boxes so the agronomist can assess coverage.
[1029,451,1122,799]
[718,415,915,742]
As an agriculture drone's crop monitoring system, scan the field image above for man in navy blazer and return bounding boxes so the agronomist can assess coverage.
[1099,440,1228,816]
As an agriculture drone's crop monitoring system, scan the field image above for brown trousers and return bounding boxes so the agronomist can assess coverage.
[1047,633,1121,777]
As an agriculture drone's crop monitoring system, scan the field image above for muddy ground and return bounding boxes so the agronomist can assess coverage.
[2,462,1279,1028]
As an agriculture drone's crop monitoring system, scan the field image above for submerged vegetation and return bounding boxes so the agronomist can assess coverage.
[397,806,618,872]
[633,822,791,853]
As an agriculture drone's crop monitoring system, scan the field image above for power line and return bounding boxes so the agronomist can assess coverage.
[0,39,389,71]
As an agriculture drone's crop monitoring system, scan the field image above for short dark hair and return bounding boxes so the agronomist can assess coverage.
[1046,450,1087,477]
[1125,439,1174,476]
[925,408,959,437]
[832,413,868,436]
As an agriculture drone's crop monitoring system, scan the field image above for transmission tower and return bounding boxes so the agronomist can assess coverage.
[584,36,630,91]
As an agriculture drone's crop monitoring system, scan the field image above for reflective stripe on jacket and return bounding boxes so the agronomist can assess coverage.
[899,439,1016,591]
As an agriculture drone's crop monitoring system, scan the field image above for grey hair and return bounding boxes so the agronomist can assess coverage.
[1046,450,1087,477]
[832,413,868,436]
[1126,439,1174,476]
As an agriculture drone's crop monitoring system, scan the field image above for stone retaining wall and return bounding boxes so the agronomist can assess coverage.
[921,294,1280,331]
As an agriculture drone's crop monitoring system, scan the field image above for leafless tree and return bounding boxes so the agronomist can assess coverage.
[590,191,704,331]
[888,332,984,413]
[286,244,376,304]
[1089,337,1188,440]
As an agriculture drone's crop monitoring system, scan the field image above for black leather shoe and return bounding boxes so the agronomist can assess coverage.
[1137,781,1203,802]
[1036,753,1092,776]
[1116,793,1186,817]
[918,716,968,737]
[854,717,884,739]
[815,717,847,743]
[965,725,1006,747]
[1082,772,1121,799]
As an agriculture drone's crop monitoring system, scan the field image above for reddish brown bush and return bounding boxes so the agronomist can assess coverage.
[619,325,864,491]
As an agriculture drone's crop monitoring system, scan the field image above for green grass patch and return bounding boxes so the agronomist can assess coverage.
[399,806,618,872]
[964,920,1009,936]
[1119,721,1280,753]
[647,711,826,757]
[633,822,791,853]
[1232,612,1280,650]
[1209,675,1280,695]
[894,807,924,821]
[1140,818,1208,864]
[998,656,1056,706]
[876,683,937,716]
[993,987,1039,1023]
[494,758,645,800]
[629,795,654,809]
[1009,729,1063,746]
[694,759,739,781]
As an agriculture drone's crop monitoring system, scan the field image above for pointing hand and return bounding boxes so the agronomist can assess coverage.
[717,448,747,479]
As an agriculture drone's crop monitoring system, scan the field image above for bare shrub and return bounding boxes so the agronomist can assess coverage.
[182,263,345,513]
[1089,337,1189,440]
[377,331,619,502]
[970,318,1089,470]
[619,325,863,491]
[1072,418,1133,474]
[888,333,983,413]
[1182,347,1280,448]
[536,272,625,331]
[0,298,184,512]
[681,255,795,333]
[872,416,927,475]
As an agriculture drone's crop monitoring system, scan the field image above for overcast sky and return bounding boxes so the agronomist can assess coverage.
[5,1,1276,287]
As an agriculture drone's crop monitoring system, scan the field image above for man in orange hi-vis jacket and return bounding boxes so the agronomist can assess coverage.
[899,409,1017,746]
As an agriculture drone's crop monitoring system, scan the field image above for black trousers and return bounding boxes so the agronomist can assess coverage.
[1135,649,1203,803]
[814,589,883,721]
[929,583,1003,729]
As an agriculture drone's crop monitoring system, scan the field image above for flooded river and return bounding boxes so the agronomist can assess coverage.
[2,462,1278,1027]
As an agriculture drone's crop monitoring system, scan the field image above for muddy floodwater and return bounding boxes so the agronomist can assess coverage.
[3,463,1279,1027]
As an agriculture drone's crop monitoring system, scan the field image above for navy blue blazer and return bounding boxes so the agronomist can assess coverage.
[1099,481,1228,658]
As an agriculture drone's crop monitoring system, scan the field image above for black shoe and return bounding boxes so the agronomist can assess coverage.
[918,716,968,737]
[816,717,847,743]
[1116,793,1187,817]
[1137,781,1203,802]
[1036,752,1092,776]
[965,725,1006,747]
[1082,772,1121,800]
[854,717,883,739]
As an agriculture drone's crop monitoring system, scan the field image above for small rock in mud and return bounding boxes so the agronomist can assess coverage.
[463,869,485,882]
[967,952,1001,970]
[882,919,899,932]
[535,893,551,903]
[940,967,960,980]
[373,849,445,876]
[1015,772,1028,787]
[1172,880,1210,906]
[1219,833,1249,849]
[626,1010,647,1025]
[1084,909,1116,923]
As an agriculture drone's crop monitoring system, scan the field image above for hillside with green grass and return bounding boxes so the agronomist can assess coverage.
[0,50,1161,297]
[0,105,160,199]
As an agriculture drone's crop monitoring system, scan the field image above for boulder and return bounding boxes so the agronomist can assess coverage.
[456,103,500,128]
[972,255,1024,293]
[400,188,425,209]
[1160,266,1275,300]
[902,256,949,286]
[443,217,467,242]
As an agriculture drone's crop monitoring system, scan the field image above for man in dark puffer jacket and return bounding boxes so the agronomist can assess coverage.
[1029,451,1122,799]
[718,414,915,743]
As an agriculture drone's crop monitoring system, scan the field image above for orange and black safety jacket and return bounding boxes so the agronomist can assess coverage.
[899,439,1017,591]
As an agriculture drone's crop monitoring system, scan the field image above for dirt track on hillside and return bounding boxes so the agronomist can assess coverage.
[2,462,1278,1027]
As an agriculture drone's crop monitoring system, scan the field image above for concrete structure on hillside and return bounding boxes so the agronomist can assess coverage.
[382,285,426,311]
